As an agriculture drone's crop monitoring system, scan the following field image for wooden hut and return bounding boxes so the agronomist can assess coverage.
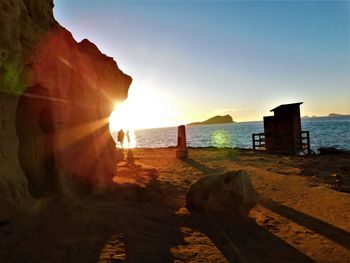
[253,102,310,155]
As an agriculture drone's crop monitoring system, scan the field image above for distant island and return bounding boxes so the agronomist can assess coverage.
[302,113,349,119]
[328,113,348,117]
[188,115,234,126]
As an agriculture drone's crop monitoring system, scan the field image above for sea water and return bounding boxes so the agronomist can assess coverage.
[113,116,350,151]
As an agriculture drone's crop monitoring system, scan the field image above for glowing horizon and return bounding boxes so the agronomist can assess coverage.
[55,1,349,129]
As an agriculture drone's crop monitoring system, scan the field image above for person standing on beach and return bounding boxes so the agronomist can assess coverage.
[117,129,125,148]
[126,131,131,147]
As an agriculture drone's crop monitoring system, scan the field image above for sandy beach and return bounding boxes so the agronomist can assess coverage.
[1,148,349,263]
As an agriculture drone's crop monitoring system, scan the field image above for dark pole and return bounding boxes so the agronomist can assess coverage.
[307,131,311,155]
[252,134,255,150]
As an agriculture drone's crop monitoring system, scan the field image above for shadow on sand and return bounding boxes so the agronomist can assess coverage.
[260,198,350,250]
[0,150,184,263]
[6,152,348,262]
[182,158,220,175]
[184,213,314,263]
[95,149,184,262]
[182,158,313,263]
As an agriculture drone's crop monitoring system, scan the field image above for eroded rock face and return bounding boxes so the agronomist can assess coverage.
[17,27,132,198]
[1,0,132,211]
[0,0,57,216]
[186,170,258,216]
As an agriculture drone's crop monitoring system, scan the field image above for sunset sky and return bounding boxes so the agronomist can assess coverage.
[54,0,349,129]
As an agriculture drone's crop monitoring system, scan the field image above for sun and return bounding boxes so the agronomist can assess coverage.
[109,81,179,148]
[109,102,137,148]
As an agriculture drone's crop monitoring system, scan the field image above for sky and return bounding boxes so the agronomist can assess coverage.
[54,0,349,128]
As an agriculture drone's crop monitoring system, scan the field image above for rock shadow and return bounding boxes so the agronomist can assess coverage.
[182,157,313,263]
[182,158,220,175]
[0,150,184,263]
[95,152,186,262]
[184,213,313,263]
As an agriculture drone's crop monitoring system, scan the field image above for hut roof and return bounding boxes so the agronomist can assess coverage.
[270,102,303,112]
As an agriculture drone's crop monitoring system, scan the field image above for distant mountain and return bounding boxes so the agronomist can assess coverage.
[328,113,348,117]
[302,113,349,119]
[188,115,234,126]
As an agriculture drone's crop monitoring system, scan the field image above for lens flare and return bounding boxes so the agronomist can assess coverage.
[211,130,231,147]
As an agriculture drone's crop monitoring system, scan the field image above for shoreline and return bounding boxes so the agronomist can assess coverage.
[117,146,350,154]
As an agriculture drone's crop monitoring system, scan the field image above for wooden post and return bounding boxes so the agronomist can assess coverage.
[177,125,187,148]
[252,134,256,150]
[306,131,311,155]
[176,125,188,159]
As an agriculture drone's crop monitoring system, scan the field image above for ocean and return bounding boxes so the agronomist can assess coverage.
[113,116,350,151]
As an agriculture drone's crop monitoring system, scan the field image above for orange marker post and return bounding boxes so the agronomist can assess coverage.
[176,125,188,159]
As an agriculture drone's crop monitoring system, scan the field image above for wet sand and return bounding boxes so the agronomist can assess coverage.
[1,148,349,262]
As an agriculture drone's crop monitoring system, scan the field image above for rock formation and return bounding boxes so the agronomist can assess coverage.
[186,170,258,216]
[188,115,234,126]
[0,0,131,217]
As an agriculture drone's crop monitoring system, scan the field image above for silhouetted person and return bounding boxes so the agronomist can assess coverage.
[117,129,125,148]
[126,130,131,147]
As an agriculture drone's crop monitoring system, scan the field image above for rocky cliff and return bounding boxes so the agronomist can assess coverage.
[0,0,131,218]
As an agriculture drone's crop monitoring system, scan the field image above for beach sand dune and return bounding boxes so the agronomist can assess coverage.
[1,148,349,262]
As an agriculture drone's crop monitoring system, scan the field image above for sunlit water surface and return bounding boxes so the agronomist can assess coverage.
[112,116,350,151]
